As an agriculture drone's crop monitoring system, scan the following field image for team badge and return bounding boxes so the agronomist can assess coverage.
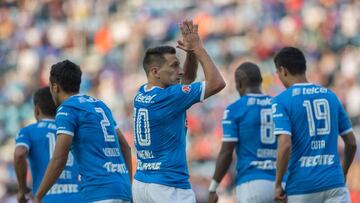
[182,85,191,94]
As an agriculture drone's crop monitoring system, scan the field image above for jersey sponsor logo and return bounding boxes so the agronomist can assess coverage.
[181,85,191,93]
[292,88,301,96]
[47,184,79,195]
[136,160,161,171]
[302,87,328,95]
[103,162,128,173]
[59,170,73,179]
[135,93,157,104]
[248,97,272,106]
[250,160,276,170]
[299,154,334,167]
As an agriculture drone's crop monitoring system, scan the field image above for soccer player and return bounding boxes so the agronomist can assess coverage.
[272,47,357,203]
[14,87,81,203]
[34,60,132,203]
[132,20,226,203]
[208,62,277,203]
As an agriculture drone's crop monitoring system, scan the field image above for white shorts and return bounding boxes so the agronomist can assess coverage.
[288,187,350,203]
[236,180,276,203]
[92,199,130,203]
[132,179,196,203]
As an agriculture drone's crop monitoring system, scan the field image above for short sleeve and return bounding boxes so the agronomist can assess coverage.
[337,98,352,136]
[168,81,205,112]
[222,107,239,142]
[15,128,31,150]
[55,106,78,136]
[272,97,292,136]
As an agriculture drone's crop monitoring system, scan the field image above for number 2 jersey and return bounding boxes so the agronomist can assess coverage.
[222,94,276,186]
[133,82,205,189]
[55,94,131,202]
[273,83,352,195]
[15,119,81,203]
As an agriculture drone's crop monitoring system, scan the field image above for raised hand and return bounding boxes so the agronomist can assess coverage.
[177,20,203,52]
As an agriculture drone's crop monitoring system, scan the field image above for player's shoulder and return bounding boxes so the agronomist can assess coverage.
[19,122,38,134]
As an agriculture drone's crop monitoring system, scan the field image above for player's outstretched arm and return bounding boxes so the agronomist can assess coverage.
[274,134,291,202]
[34,134,73,203]
[181,51,198,85]
[14,146,30,203]
[208,142,236,203]
[341,131,357,181]
[177,20,225,99]
[116,129,133,183]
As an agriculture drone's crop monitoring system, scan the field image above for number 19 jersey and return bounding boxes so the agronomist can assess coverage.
[222,94,276,185]
[133,82,205,189]
[273,83,352,195]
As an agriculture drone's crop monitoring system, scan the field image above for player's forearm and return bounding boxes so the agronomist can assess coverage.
[14,154,28,193]
[275,135,291,186]
[116,130,133,182]
[193,47,225,98]
[212,150,233,182]
[182,52,198,84]
[121,143,132,182]
[342,142,356,179]
[36,156,67,198]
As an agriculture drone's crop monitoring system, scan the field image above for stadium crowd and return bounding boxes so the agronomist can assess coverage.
[0,0,359,202]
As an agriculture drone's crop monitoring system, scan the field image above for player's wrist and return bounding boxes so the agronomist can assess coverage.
[208,179,219,192]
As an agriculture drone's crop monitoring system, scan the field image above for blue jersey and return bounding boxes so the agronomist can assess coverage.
[273,83,352,195]
[15,119,81,203]
[133,82,205,189]
[55,94,131,202]
[222,94,276,185]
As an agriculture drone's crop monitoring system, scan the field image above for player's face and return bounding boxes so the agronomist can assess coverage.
[49,82,60,106]
[157,54,184,87]
[276,66,290,88]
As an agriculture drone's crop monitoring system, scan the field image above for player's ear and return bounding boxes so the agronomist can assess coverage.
[281,66,289,77]
[150,66,160,79]
[34,105,41,119]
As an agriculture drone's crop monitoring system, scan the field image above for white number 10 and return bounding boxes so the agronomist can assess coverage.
[46,132,73,166]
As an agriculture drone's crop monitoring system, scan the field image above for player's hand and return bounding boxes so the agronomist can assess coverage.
[274,185,287,203]
[208,192,219,203]
[34,195,42,203]
[177,20,203,53]
[17,192,28,203]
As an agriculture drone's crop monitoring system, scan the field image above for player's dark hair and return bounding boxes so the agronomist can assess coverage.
[273,47,306,75]
[33,87,57,117]
[50,59,82,93]
[235,62,263,87]
[143,46,176,75]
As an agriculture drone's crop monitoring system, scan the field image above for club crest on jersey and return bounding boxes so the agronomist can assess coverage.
[182,85,191,94]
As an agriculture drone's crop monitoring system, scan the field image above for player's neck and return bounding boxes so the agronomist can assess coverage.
[288,75,308,87]
[244,87,262,95]
[60,92,79,104]
[37,114,55,121]
[146,80,165,90]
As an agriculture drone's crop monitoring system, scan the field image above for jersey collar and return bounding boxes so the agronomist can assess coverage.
[143,84,163,92]
[293,83,313,86]
[246,93,265,97]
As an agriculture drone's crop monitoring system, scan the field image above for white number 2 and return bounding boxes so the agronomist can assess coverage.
[134,108,151,146]
[303,99,330,137]
[260,109,275,144]
[46,132,74,166]
[95,107,115,142]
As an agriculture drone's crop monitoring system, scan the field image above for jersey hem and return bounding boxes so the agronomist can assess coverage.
[286,183,345,195]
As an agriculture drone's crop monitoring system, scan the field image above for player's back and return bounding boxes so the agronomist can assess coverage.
[133,82,204,189]
[56,94,131,202]
[222,94,276,185]
[16,119,80,203]
[273,83,351,195]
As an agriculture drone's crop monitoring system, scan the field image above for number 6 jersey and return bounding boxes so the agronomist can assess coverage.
[55,94,131,202]
[133,82,205,189]
[272,83,352,195]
